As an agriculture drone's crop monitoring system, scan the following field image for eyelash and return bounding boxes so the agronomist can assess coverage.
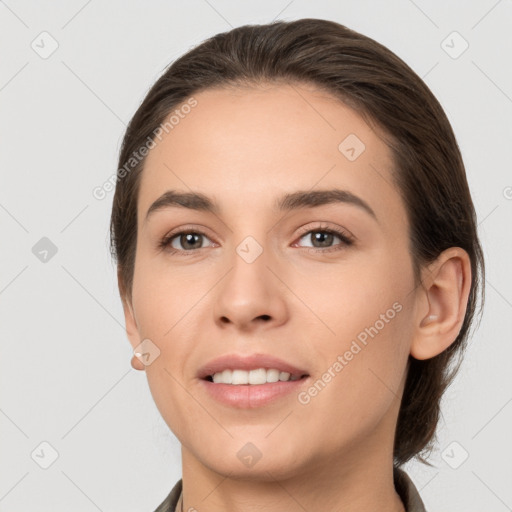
[158,224,354,255]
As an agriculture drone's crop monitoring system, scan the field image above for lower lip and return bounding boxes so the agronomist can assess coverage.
[199,377,309,408]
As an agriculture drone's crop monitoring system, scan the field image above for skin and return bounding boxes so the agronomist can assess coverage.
[120,82,472,512]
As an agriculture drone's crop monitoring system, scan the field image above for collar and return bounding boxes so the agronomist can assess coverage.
[154,467,427,512]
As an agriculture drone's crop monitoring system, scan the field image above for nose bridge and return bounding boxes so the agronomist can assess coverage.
[226,231,272,297]
[235,233,266,266]
[223,210,273,277]
[212,228,287,327]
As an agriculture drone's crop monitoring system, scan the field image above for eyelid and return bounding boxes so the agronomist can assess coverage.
[162,224,216,240]
[294,222,355,241]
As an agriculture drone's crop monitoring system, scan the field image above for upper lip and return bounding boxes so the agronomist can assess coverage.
[197,353,309,380]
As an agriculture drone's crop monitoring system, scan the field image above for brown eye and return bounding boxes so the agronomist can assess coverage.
[159,230,213,252]
[296,228,354,251]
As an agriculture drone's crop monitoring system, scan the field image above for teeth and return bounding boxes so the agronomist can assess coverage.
[210,368,303,385]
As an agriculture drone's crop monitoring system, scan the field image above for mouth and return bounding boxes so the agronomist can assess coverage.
[199,367,311,408]
[203,368,310,385]
[197,353,310,386]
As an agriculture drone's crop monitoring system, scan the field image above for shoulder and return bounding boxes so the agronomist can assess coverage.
[394,467,428,512]
[153,479,182,512]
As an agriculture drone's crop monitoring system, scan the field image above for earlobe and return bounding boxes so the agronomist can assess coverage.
[410,248,472,360]
[131,354,146,371]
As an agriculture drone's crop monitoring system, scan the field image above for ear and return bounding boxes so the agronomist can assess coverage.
[410,247,472,360]
[118,270,145,371]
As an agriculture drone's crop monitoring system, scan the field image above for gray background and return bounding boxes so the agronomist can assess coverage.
[1,1,511,510]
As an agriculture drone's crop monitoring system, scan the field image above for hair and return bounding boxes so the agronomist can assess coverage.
[109,18,485,467]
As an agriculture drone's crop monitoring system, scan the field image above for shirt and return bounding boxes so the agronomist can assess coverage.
[153,467,427,512]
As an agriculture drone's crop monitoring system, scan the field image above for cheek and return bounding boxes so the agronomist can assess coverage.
[291,243,414,336]
[130,257,205,403]
[295,246,414,406]
[131,252,202,338]
[295,302,413,456]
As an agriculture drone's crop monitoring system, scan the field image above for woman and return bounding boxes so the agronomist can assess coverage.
[109,18,484,512]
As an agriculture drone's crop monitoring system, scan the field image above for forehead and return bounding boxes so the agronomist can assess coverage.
[138,83,404,227]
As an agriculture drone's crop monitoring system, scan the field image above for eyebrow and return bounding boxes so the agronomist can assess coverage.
[145,188,377,221]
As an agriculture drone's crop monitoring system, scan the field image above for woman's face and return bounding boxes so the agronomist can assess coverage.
[124,83,420,479]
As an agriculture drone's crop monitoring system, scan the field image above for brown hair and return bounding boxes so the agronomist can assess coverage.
[110,18,485,467]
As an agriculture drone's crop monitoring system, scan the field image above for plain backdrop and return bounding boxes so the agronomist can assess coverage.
[1,1,511,511]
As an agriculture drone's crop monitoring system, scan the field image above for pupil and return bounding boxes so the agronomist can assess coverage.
[313,231,333,247]
[182,233,201,249]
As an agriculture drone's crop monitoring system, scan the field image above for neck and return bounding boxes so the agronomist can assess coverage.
[179,431,405,512]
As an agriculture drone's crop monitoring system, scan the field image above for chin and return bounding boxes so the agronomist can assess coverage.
[190,437,309,482]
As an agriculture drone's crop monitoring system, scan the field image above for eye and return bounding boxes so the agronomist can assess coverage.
[294,225,354,252]
[158,224,354,255]
[159,229,214,253]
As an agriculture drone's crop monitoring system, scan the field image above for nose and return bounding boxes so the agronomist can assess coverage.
[212,239,288,332]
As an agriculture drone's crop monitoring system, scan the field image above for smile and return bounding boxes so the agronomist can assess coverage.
[206,368,308,385]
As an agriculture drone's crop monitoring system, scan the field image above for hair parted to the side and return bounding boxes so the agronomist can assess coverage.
[109,18,485,467]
